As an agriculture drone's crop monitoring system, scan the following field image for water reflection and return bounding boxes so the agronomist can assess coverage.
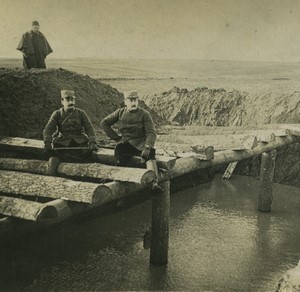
[0,175,300,291]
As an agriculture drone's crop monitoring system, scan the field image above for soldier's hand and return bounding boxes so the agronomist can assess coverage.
[89,142,98,151]
[141,147,151,160]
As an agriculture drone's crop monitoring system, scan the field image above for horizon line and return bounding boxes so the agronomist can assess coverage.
[0,57,300,64]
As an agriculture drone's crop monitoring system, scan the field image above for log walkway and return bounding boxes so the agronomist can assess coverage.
[0,124,299,265]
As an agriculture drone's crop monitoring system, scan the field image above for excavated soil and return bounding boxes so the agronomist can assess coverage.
[145,86,300,126]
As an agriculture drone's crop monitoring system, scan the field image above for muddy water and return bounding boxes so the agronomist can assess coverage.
[1,175,300,291]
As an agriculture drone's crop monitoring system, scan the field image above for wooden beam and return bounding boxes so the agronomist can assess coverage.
[222,162,238,180]
[0,195,57,221]
[161,135,300,182]
[0,137,176,170]
[150,180,170,266]
[258,150,276,212]
[0,170,111,204]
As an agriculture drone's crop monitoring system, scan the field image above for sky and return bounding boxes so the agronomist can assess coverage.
[1,0,300,61]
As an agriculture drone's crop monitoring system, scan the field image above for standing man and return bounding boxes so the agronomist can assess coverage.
[101,91,157,166]
[43,90,97,160]
[17,21,53,69]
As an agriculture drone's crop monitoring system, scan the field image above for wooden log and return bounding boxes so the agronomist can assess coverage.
[0,137,176,170]
[95,148,176,170]
[150,180,170,266]
[0,195,57,221]
[0,170,111,204]
[58,162,155,184]
[0,157,155,184]
[161,135,300,181]
[157,134,258,151]
[222,161,238,180]
[0,157,49,174]
[0,136,43,152]
[258,150,276,212]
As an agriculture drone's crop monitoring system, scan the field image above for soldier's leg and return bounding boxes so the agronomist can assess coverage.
[114,142,139,166]
[23,55,36,69]
[36,55,46,69]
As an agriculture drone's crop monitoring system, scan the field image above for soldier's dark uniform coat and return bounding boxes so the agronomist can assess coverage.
[17,31,53,69]
[43,108,96,147]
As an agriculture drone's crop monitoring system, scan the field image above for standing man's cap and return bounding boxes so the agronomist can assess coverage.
[61,90,76,98]
[32,21,40,26]
[124,91,139,99]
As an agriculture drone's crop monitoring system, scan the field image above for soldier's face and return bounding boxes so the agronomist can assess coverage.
[61,96,76,110]
[125,97,138,111]
[32,25,40,32]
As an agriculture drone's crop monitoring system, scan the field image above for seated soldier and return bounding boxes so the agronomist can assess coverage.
[43,90,97,160]
[101,90,157,166]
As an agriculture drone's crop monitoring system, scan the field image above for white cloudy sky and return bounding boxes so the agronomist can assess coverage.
[1,0,300,61]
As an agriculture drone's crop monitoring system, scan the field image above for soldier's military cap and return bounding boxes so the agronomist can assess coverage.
[61,90,76,99]
[124,91,139,99]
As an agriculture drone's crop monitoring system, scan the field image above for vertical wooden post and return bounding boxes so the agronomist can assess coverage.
[258,150,276,212]
[150,180,170,266]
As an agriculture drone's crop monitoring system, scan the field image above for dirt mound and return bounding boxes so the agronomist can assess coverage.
[145,86,300,126]
[0,68,164,140]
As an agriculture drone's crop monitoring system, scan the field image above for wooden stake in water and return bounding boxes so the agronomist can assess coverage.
[150,180,170,266]
[258,150,276,212]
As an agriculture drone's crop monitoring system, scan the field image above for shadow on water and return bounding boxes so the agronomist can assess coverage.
[0,174,300,291]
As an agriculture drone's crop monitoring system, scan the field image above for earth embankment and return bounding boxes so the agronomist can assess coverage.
[145,86,300,126]
[0,68,163,140]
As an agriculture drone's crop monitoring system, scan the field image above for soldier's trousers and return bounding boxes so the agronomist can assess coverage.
[114,142,155,166]
[23,54,46,69]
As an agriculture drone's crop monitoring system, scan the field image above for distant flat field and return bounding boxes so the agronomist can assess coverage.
[1,58,300,98]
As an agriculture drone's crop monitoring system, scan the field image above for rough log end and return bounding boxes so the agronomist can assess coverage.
[37,205,58,221]
[92,184,113,205]
[141,170,156,185]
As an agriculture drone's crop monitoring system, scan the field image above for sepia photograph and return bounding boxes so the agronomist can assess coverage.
[0,0,300,291]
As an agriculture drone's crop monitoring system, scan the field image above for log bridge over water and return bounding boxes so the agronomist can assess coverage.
[0,124,300,265]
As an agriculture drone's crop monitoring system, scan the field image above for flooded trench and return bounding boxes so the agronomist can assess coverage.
[0,174,300,291]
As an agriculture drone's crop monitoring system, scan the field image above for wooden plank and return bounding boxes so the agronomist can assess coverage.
[0,195,57,221]
[222,162,238,180]
[0,170,111,204]
[232,135,258,150]
[279,124,300,136]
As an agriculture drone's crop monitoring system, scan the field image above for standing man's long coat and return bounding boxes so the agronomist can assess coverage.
[17,31,53,69]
